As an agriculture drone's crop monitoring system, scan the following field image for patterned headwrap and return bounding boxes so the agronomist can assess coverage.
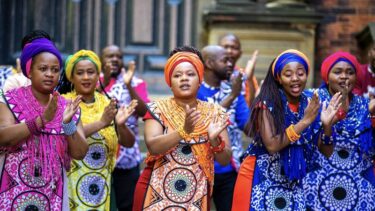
[271,49,310,80]
[320,51,361,83]
[64,49,102,82]
[164,52,204,87]
[20,38,62,78]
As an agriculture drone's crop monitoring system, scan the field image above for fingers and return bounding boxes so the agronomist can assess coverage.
[16,58,21,73]
[128,61,136,72]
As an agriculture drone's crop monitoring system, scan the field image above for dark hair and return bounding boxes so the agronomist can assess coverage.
[245,60,285,142]
[21,30,52,49]
[169,46,204,63]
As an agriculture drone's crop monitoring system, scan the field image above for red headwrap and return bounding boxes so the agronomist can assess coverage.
[164,52,204,87]
[320,51,361,83]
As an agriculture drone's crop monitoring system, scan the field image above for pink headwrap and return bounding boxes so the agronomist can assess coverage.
[320,51,361,83]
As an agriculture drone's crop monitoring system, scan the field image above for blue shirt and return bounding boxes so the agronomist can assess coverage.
[197,81,250,174]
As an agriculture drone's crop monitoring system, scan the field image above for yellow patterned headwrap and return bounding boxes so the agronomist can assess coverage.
[64,49,101,81]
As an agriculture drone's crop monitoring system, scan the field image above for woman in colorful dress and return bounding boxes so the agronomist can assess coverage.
[232,49,341,210]
[61,49,137,210]
[0,37,88,210]
[303,51,375,210]
[133,46,232,211]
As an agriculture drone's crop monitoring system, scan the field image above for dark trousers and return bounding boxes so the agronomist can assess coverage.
[212,171,238,211]
[112,165,140,211]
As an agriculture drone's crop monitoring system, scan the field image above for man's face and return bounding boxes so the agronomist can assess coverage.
[212,51,234,80]
[101,46,123,77]
[219,36,242,65]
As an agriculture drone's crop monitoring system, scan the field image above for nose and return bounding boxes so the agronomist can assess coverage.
[291,73,299,81]
[83,72,89,79]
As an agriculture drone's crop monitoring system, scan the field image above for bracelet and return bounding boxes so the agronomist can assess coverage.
[62,119,77,136]
[178,126,191,141]
[210,136,225,154]
[321,132,334,145]
[285,124,300,143]
[25,117,41,136]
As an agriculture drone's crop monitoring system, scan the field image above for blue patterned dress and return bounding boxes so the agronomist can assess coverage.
[241,90,320,210]
[303,87,375,210]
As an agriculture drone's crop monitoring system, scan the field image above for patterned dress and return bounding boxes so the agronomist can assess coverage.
[303,87,375,210]
[140,99,226,210]
[63,92,118,210]
[0,86,79,210]
[233,91,320,210]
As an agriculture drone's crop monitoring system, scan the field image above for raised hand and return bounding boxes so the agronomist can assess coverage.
[243,50,258,78]
[183,104,201,134]
[302,90,320,124]
[63,94,82,123]
[100,98,118,127]
[369,98,375,114]
[116,99,138,125]
[43,92,59,123]
[207,112,229,144]
[230,72,243,98]
[321,92,342,127]
[122,61,136,85]
[340,79,350,112]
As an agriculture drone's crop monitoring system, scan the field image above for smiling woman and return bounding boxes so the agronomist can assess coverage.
[61,49,136,210]
[232,49,341,210]
[132,46,232,211]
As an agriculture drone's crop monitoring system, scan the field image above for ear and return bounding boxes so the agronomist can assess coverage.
[205,59,214,70]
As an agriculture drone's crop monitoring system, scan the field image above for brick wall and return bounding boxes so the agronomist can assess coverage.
[310,0,375,85]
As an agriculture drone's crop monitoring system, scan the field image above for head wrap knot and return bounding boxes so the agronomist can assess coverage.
[64,49,102,82]
[164,52,204,87]
[320,51,361,83]
[20,38,62,78]
[272,49,310,80]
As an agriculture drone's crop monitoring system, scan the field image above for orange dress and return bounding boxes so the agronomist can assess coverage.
[139,98,226,211]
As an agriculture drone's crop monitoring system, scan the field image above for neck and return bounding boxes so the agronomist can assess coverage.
[174,97,198,109]
[203,71,221,87]
[80,93,95,103]
[31,86,51,106]
[286,95,300,105]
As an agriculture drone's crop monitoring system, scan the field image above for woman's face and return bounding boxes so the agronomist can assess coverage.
[71,60,99,96]
[327,61,356,95]
[278,61,307,101]
[29,52,60,94]
[170,62,200,99]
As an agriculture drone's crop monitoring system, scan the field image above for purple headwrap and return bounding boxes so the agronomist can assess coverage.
[20,38,62,78]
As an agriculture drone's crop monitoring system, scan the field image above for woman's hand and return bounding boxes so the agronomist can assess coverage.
[321,92,342,127]
[43,92,59,123]
[100,98,118,127]
[369,98,375,114]
[183,105,201,134]
[302,91,320,124]
[207,112,229,145]
[63,95,82,123]
[116,99,138,125]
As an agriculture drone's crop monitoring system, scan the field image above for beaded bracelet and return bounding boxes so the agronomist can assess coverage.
[321,132,335,145]
[25,117,41,136]
[286,124,300,143]
[62,119,77,136]
[210,136,225,154]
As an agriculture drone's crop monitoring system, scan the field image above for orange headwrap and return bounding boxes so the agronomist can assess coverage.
[164,52,204,87]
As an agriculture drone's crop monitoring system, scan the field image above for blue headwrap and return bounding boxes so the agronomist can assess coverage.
[20,38,62,78]
[272,49,310,80]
